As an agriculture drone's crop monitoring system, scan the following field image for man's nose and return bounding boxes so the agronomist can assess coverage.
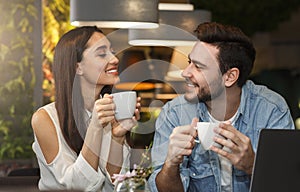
[182,64,193,78]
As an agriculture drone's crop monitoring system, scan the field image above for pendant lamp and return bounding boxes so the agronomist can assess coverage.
[128,10,211,46]
[159,0,194,11]
[70,0,159,29]
[158,3,194,11]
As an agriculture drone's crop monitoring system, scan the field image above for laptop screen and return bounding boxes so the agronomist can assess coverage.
[250,129,300,192]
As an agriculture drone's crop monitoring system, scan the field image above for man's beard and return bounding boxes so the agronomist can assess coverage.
[185,77,225,104]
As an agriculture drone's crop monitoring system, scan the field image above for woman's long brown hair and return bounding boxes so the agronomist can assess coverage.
[53,26,112,154]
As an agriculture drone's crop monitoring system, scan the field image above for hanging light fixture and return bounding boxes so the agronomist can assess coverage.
[70,0,159,29]
[158,0,194,11]
[128,10,211,46]
[158,3,194,11]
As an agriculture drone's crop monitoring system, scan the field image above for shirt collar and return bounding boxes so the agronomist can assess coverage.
[197,80,253,124]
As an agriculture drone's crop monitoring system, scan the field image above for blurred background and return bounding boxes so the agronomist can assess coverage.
[0,0,299,176]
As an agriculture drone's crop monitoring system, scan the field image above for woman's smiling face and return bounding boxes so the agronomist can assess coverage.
[77,32,120,87]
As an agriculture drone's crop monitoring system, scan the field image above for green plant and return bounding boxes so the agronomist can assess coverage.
[0,0,73,161]
[0,120,33,159]
[0,0,37,159]
[42,0,73,103]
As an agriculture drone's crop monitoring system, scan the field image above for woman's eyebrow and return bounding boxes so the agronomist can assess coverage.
[95,45,107,52]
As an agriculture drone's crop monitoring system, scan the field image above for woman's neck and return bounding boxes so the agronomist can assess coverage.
[81,82,102,112]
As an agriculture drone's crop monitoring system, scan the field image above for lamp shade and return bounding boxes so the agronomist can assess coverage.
[70,0,159,29]
[158,3,194,11]
[128,10,211,46]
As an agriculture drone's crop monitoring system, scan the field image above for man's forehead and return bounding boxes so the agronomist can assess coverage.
[196,41,218,54]
[190,41,219,61]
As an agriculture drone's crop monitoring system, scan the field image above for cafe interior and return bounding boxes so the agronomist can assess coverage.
[0,0,300,191]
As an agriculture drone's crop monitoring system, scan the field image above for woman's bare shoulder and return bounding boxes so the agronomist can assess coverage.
[32,109,56,134]
[31,108,59,163]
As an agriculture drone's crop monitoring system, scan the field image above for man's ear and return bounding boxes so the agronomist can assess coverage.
[76,62,83,75]
[224,67,239,87]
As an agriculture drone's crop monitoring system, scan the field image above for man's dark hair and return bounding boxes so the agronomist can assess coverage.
[194,22,256,87]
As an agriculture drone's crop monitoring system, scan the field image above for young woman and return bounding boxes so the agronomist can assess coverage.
[31,26,140,191]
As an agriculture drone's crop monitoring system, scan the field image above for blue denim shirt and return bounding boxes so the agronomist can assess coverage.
[148,80,295,192]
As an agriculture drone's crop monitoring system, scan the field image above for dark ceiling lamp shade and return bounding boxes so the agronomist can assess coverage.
[128,10,211,46]
[70,0,159,29]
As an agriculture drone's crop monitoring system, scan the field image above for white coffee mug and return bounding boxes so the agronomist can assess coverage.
[195,122,223,150]
[112,91,137,121]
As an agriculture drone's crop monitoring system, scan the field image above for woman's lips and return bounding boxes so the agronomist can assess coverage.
[106,68,118,75]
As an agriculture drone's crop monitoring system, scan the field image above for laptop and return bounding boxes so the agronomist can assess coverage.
[250,129,300,192]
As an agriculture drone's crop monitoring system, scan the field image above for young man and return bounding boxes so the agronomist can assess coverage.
[148,22,295,192]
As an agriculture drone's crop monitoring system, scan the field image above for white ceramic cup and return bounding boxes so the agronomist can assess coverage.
[112,91,137,121]
[195,122,223,150]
